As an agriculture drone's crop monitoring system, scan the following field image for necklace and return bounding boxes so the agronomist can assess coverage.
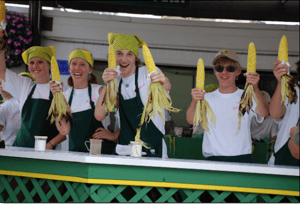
[124,74,135,88]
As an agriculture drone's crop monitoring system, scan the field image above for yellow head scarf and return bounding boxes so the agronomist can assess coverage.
[69,49,94,67]
[22,46,56,65]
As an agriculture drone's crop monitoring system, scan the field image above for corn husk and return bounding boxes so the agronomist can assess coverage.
[193,58,216,133]
[134,44,180,149]
[105,34,118,113]
[278,35,299,105]
[48,56,72,123]
[238,42,259,132]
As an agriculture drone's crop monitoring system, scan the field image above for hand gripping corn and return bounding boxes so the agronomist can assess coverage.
[105,33,118,113]
[134,43,180,147]
[278,35,298,105]
[193,59,216,133]
[48,56,72,124]
[238,42,259,132]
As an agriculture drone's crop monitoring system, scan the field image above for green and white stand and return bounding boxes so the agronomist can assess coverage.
[0,146,299,203]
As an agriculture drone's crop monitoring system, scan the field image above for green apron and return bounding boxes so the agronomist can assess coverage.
[274,139,299,166]
[207,154,253,163]
[13,84,59,147]
[68,84,116,154]
[118,68,164,157]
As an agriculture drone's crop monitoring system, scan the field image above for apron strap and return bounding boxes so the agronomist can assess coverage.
[68,84,93,108]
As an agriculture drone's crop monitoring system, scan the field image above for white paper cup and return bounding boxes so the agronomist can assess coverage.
[34,136,48,151]
[174,127,183,137]
[130,141,142,157]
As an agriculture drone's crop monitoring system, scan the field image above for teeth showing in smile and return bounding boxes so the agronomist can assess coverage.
[33,70,40,73]
[120,64,129,68]
[74,73,82,76]
[221,77,229,79]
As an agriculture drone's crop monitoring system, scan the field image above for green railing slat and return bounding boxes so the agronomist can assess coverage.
[271,195,285,203]
[182,189,203,203]
[103,185,129,203]
[233,192,245,201]
[15,176,34,202]
[240,193,258,203]
[105,185,127,203]
[96,185,110,200]
[64,181,80,202]
[90,184,101,194]
[287,196,299,202]
[260,194,271,202]
[156,187,177,203]
[30,178,49,202]
[77,183,90,202]
[211,191,231,203]
[130,186,152,202]
[47,180,65,202]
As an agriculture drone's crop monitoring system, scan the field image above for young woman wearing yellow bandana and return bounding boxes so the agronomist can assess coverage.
[96,33,171,158]
[50,49,117,153]
[0,46,69,148]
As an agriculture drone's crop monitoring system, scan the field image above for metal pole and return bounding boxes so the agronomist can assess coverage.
[29,0,41,46]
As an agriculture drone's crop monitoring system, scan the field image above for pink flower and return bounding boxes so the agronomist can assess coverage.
[18,36,24,41]
[15,49,21,55]
[12,23,15,27]
[6,55,10,60]
[22,49,26,52]
[17,24,24,28]
[11,61,14,64]
[8,39,12,44]
[25,17,30,22]
[14,41,19,46]
[27,30,32,35]
[5,15,11,19]
[10,29,16,34]
[20,18,24,21]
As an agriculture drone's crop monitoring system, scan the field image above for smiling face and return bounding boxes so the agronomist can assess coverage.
[28,57,51,84]
[214,58,241,93]
[115,49,137,78]
[69,58,92,89]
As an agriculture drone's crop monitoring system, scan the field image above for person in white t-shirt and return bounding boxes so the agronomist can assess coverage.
[250,91,278,141]
[96,33,171,158]
[186,49,269,163]
[0,46,69,148]
[50,49,117,153]
[0,79,21,146]
[268,60,299,166]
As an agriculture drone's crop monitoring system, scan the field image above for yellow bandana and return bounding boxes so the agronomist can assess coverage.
[22,46,56,65]
[69,49,94,67]
[108,33,146,57]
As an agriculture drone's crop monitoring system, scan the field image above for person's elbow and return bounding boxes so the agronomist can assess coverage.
[95,112,106,121]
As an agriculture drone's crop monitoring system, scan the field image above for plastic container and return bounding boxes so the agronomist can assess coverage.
[85,139,103,155]
[34,136,48,151]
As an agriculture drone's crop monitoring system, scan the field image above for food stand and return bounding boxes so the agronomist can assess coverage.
[0,146,299,203]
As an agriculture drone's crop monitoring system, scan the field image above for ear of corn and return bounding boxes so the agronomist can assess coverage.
[247,42,256,73]
[193,58,216,133]
[238,42,259,132]
[277,35,299,105]
[278,35,288,63]
[48,56,72,124]
[134,44,180,148]
[105,35,118,113]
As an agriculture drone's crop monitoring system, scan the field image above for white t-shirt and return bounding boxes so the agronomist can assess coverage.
[2,69,51,112]
[202,88,263,158]
[268,88,299,165]
[116,66,167,158]
[63,84,102,113]
[250,115,278,141]
[0,98,21,145]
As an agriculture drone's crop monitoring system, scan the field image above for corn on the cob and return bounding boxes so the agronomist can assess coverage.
[278,35,298,105]
[48,56,72,123]
[193,59,216,133]
[238,42,259,132]
[0,0,8,51]
[0,1,5,25]
[105,34,118,113]
[134,44,180,147]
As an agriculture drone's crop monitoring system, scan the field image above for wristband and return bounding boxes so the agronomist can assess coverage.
[48,141,54,148]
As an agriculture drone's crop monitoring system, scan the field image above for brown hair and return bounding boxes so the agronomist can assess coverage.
[213,57,242,71]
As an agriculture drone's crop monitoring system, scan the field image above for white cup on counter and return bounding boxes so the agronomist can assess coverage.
[130,141,142,157]
[85,139,103,155]
[174,127,183,137]
[34,136,48,151]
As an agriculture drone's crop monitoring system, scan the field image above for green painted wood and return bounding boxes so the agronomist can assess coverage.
[102,185,128,203]
[106,185,127,203]
[240,193,258,203]
[130,186,152,202]
[211,191,231,203]
[287,196,299,202]
[182,189,203,203]
[30,178,49,202]
[156,187,177,203]
[1,156,299,193]
[271,195,285,203]
[47,180,65,202]
[63,181,80,202]
[0,176,19,202]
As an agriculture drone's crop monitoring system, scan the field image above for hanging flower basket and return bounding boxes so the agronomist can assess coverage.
[5,11,33,68]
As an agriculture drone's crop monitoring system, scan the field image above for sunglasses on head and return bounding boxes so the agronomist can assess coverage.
[215,65,237,72]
